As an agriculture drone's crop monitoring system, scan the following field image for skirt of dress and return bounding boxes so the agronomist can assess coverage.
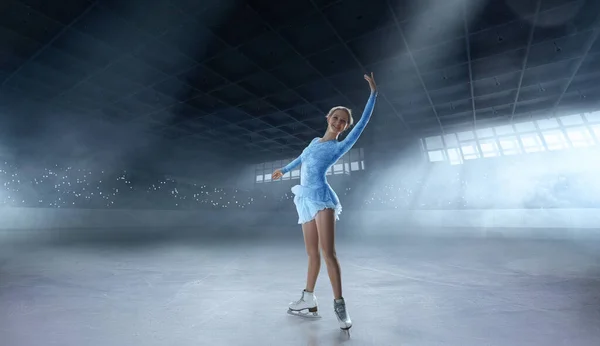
[291,184,342,224]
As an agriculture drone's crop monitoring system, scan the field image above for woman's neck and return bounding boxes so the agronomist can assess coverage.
[320,131,338,142]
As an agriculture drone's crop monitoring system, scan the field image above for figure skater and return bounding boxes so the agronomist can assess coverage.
[272,73,377,330]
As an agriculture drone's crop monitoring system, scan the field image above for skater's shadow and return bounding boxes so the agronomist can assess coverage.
[291,322,350,346]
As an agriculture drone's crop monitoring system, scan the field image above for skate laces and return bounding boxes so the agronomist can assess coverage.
[292,294,306,305]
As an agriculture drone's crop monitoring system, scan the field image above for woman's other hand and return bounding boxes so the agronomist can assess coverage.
[272,169,283,180]
[364,72,377,93]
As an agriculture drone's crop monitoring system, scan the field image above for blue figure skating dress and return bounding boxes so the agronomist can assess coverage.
[281,91,377,224]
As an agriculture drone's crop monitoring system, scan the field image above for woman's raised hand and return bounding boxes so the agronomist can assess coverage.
[272,169,283,180]
[364,72,377,93]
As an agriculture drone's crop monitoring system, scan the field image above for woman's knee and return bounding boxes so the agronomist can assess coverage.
[307,249,321,260]
[321,249,337,263]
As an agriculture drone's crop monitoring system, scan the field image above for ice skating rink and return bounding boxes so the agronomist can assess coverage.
[2,228,600,346]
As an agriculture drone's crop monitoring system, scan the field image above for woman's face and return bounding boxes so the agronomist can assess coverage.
[327,109,349,134]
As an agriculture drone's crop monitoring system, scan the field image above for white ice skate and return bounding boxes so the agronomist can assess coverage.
[334,298,352,330]
[287,290,321,319]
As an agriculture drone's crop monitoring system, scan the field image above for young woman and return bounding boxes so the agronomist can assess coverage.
[272,73,377,330]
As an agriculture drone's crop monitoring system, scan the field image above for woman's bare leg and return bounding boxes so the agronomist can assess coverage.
[315,209,342,299]
[302,220,321,292]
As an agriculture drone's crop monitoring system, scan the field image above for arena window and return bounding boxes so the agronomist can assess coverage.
[422,111,600,164]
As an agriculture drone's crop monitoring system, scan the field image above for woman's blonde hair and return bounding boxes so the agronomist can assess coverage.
[326,106,354,127]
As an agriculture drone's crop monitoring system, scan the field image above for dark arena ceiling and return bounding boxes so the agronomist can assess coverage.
[1,0,600,162]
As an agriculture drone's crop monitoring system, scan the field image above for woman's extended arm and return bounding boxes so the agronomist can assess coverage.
[338,90,377,153]
[272,155,301,180]
[339,73,377,153]
[281,155,302,174]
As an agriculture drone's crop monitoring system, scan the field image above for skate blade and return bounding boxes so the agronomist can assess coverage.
[287,309,321,319]
[339,329,351,340]
[338,320,352,330]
